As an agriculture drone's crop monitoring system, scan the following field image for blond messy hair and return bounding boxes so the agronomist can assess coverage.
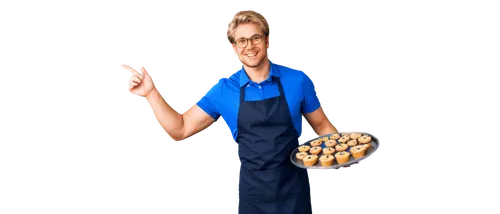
[227,10,269,44]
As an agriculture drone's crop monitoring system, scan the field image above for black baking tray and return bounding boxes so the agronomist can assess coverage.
[290,132,379,169]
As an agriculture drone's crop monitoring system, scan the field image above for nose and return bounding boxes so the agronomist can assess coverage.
[246,39,255,50]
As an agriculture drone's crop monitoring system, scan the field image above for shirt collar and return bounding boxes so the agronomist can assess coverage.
[239,60,280,87]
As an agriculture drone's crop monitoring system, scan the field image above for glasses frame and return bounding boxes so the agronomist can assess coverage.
[234,34,265,48]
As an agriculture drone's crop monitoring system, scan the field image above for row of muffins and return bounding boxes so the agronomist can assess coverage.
[295,133,372,166]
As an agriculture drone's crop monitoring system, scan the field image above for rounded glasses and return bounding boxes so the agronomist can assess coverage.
[234,34,264,48]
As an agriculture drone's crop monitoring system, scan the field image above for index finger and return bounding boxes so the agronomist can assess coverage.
[122,64,142,75]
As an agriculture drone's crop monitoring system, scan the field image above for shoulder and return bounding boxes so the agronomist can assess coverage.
[205,70,241,97]
[198,69,241,116]
[273,63,310,85]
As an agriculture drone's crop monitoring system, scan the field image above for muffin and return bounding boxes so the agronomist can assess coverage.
[349,132,362,140]
[309,146,323,155]
[338,135,350,143]
[351,145,367,159]
[296,152,308,160]
[298,145,310,152]
[358,134,372,144]
[319,155,334,166]
[325,140,337,147]
[320,136,329,142]
[303,154,318,166]
[335,151,350,164]
[361,141,372,150]
[330,133,341,140]
[310,139,322,147]
[358,134,372,149]
[347,139,358,147]
[335,143,348,152]
[322,147,335,155]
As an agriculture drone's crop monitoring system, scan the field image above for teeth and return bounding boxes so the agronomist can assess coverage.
[246,53,256,57]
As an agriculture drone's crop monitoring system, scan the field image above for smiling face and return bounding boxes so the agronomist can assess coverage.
[232,23,269,69]
[226,11,270,71]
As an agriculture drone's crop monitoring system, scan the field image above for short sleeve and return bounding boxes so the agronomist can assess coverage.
[196,80,223,121]
[301,73,321,113]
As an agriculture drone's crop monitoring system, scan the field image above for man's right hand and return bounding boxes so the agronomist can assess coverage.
[121,64,216,141]
[122,64,155,97]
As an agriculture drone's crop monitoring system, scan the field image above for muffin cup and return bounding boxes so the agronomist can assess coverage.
[335,152,350,164]
[351,145,367,159]
[319,155,334,166]
[303,155,318,166]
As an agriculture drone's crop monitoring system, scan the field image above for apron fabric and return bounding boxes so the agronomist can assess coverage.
[237,76,312,214]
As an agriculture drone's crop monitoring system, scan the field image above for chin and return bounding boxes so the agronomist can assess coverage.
[242,61,261,68]
[240,56,267,68]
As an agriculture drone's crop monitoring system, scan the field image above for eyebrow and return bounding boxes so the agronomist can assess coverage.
[235,34,262,40]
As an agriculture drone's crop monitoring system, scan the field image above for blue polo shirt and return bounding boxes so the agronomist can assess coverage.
[196,61,320,141]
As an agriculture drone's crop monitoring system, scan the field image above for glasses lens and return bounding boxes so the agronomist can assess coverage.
[252,35,262,45]
[236,39,247,48]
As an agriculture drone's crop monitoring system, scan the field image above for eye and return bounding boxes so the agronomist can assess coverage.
[252,35,262,43]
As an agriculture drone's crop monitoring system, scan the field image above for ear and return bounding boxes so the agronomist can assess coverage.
[266,36,269,48]
[232,43,238,55]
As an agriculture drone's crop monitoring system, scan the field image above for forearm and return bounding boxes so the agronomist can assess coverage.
[316,122,338,136]
[145,88,185,141]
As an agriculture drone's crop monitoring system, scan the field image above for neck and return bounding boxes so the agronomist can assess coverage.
[243,59,270,84]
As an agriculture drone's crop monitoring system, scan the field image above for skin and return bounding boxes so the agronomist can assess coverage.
[122,22,337,141]
[231,23,270,83]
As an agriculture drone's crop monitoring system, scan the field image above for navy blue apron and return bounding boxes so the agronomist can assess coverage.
[237,76,312,214]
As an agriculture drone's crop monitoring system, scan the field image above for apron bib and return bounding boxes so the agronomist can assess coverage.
[237,76,312,214]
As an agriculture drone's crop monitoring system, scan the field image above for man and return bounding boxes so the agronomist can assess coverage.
[123,10,338,214]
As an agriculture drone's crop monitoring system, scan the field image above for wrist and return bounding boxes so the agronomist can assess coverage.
[145,88,159,101]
